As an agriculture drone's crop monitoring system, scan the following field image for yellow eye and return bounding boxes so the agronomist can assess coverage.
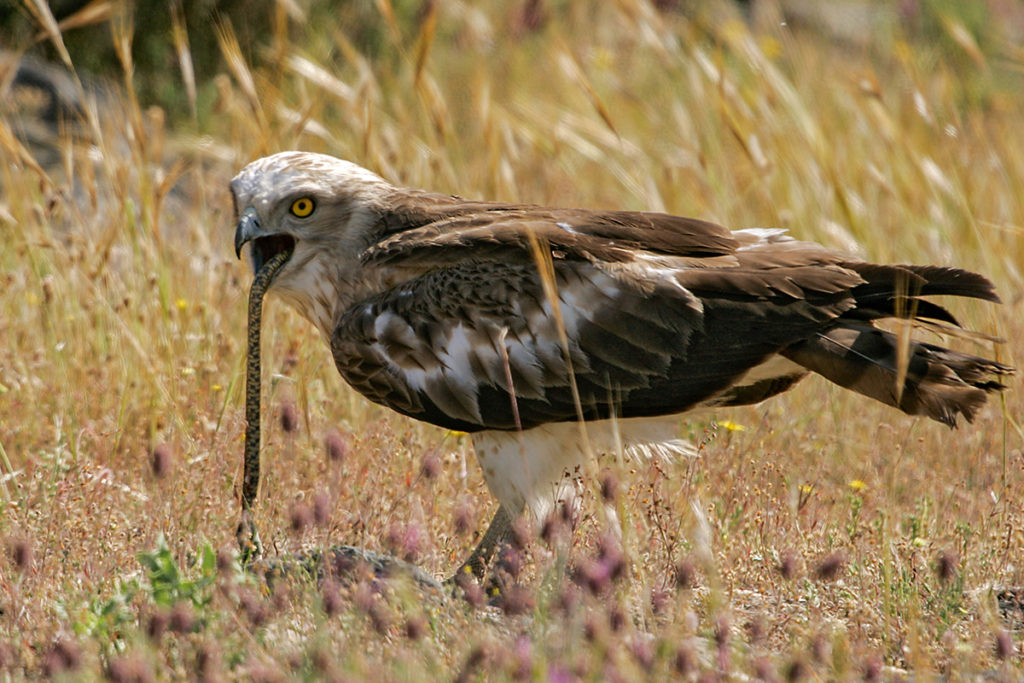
[290,197,315,217]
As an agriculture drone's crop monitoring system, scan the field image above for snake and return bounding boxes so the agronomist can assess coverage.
[233,247,443,592]
[238,247,294,564]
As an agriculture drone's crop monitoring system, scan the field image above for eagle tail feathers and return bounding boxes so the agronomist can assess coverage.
[782,324,1012,427]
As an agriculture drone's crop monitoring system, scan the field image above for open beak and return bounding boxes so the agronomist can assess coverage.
[234,207,296,273]
[234,207,261,259]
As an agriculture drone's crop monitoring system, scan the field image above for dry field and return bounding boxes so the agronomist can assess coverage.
[1,1,1022,680]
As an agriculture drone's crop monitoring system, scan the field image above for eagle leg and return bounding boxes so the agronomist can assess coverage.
[448,504,513,582]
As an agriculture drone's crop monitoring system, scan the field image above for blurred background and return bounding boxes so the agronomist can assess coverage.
[0,1,1022,679]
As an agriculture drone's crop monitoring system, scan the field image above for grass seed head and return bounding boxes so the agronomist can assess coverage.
[995,629,1015,660]
[785,657,807,682]
[510,516,532,551]
[574,557,612,595]
[289,502,313,534]
[555,581,581,615]
[809,632,831,664]
[630,635,654,671]
[385,522,423,562]
[675,556,696,589]
[169,602,197,633]
[195,641,222,682]
[239,588,268,627]
[244,660,285,683]
[321,580,343,618]
[547,664,575,683]
[499,583,535,616]
[271,582,291,611]
[324,429,349,463]
[745,615,766,645]
[497,545,525,580]
[814,552,846,581]
[608,605,626,632]
[754,656,779,682]
[146,609,169,641]
[404,615,426,640]
[673,643,695,676]
[558,499,577,528]
[150,443,174,479]
[935,549,958,583]
[511,635,534,680]
[583,614,605,644]
[862,656,882,682]
[106,653,154,683]
[455,643,492,683]
[42,637,81,677]
[453,499,475,536]
[279,399,299,433]
[312,490,331,526]
[368,604,391,634]
[540,511,567,546]
[596,533,625,581]
[778,550,799,580]
[715,614,731,648]
[459,576,485,609]
[353,581,391,633]
[8,535,33,572]
[421,449,442,480]
[309,647,333,677]
[650,587,670,615]
[216,548,235,575]
[599,468,620,502]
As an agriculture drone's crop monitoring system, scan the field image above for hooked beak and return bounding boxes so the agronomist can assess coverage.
[234,207,261,259]
[234,207,297,274]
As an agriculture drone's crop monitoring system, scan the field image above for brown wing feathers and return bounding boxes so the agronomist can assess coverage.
[365,201,740,267]
[340,200,1009,431]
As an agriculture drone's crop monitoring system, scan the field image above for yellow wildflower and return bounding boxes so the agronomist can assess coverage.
[717,420,746,432]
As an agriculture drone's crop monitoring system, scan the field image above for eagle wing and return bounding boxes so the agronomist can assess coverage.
[366,206,741,266]
[330,210,868,432]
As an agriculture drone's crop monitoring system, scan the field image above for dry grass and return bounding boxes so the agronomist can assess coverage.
[1,1,1022,679]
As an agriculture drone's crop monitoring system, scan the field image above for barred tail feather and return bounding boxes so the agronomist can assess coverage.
[782,324,1012,427]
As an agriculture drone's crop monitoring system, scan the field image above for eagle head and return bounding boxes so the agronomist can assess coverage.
[230,151,393,331]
